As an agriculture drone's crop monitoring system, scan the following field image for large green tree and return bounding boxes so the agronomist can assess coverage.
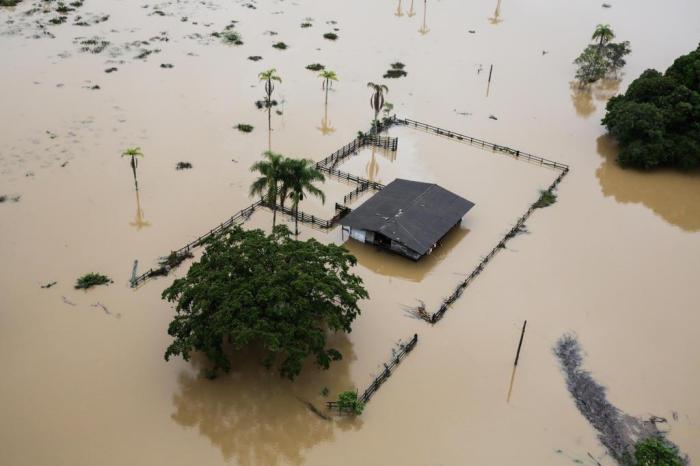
[574,25,630,84]
[602,44,700,169]
[162,225,368,379]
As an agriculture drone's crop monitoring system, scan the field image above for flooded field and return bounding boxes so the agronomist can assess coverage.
[1,0,699,465]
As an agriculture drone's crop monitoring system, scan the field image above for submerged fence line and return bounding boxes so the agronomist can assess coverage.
[327,333,418,413]
[427,162,569,323]
[393,117,569,171]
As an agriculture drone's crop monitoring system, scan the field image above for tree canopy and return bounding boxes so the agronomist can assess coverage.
[633,436,685,466]
[162,225,368,379]
[602,44,700,169]
[574,24,630,84]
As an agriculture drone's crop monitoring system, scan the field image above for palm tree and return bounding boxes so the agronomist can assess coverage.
[319,70,338,105]
[258,69,282,137]
[367,82,388,135]
[121,147,143,190]
[283,159,325,236]
[250,151,285,227]
[592,24,614,47]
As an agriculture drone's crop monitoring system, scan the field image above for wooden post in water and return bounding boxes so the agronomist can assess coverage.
[514,320,527,366]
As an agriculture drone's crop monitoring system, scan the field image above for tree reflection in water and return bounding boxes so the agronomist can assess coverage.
[170,332,361,465]
[570,78,621,118]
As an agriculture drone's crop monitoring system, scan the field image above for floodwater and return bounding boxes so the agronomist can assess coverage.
[1,0,699,465]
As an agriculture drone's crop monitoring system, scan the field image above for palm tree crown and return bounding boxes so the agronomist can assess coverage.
[282,159,325,236]
[122,147,144,190]
[319,70,338,89]
[592,24,615,46]
[250,151,285,227]
[367,82,389,134]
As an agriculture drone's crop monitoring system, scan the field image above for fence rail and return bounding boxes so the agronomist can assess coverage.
[394,117,569,171]
[327,333,418,412]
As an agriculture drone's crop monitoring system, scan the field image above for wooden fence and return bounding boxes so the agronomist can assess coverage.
[394,117,569,171]
[327,333,418,413]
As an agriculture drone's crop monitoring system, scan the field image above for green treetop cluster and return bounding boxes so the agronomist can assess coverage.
[603,44,700,170]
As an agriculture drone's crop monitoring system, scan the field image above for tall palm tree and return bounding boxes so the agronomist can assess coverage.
[258,69,282,137]
[283,159,325,236]
[367,82,388,135]
[592,24,614,47]
[319,70,338,105]
[250,151,285,227]
[121,147,143,190]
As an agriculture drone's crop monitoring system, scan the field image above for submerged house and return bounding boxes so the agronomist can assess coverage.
[339,179,475,260]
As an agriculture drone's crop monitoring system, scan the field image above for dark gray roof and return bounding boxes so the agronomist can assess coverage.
[339,179,475,255]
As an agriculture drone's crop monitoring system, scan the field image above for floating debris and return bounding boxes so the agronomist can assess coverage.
[41,281,57,289]
[105,67,118,73]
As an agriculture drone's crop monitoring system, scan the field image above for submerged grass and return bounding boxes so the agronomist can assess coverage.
[75,273,112,290]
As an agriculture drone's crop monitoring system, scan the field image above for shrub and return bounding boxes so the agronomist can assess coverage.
[75,273,112,290]
[236,124,254,133]
[272,42,288,49]
[534,190,557,208]
[175,161,192,170]
[221,31,243,45]
[323,32,338,40]
[337,391,364,415]
[306,63,325,71]
[633,437,685,466]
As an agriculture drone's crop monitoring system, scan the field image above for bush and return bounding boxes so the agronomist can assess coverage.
[75,273,112,289]
[534,190,557,208]
[602,44,700,169]
[337,391,364,415]
[236,124,254,133]
[306,63,325,71]
[633,437,685,466]
[272,42,288,50]
[323,32,338,40]
[175,161,192,170]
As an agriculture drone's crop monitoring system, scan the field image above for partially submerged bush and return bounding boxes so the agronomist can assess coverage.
[236,124,254,133]
[0,0,23,6]
[306,63,325,71]
[323,32,338,40]
[75,273,112,290]
[337,391,364,415]
[175,161,192,170]
[534,190,557,208]
[300,21,312,28]
[255,99,278,109]
[248,55,262,61]
[159,250,194,269]
[220,30,243,45]
[272,41,288,50]
[633,436,685,466]
[383,62,407,78]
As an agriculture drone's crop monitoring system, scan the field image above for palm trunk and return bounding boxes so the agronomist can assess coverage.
[131,156,139,190]
[325,81,329,106]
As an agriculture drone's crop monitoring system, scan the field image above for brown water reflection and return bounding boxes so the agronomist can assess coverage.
[418,0,429,35]
[130,188,150,230]
[570,79,621,118]
[344,225,470,282]
[318,100,335,136]
[596,135,700,231]
[488,0,503,25]
[171,334,360,466]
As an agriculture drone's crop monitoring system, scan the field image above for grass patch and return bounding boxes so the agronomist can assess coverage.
[534,190,557,208]
[306,63,324,71]
[175,161,192,170]
[323,32,338,40]
[272,41,288,50]
[75,273,112,290]
[236,124,254,133]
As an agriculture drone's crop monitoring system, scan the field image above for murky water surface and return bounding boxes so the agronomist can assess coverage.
[1,0,699,465]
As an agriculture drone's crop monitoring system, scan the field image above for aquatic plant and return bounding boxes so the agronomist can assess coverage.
[323,32,338,40]
[236,124,254,133]
[306,63,325,71]
[337,391,364,415]
[272,41,288,50]
[75,273,112,290]
[534,190,557,208]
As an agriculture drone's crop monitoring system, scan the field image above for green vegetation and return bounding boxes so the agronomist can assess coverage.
[602,44,700,169]
[75,273,112,290]
[175,161,192,170]
[631,436,685,466]
[323,32,338,40]
[272,41,288,50]
[534,190,557,208]
[574,24,630,84]
[247,55,262,61]
[258,68,282,134]
[384,62,407,79]
[319,69,338,104]
[0,0,22,6]
[367,82,389,134]
[236,123,254,133]
[306,63,325,71]
[220,30,243,45]
[250,151,286,227]
[337,391,364,415]
[162,225,368,379]
[301,21,312,28]
[121,147,143,190]
[281,158,326,236]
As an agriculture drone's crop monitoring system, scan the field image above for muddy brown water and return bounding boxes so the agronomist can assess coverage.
[1,0,699,465]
